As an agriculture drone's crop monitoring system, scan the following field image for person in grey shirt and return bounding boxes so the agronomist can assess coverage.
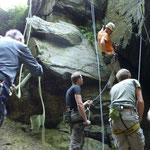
[109,68,144,150]
[0,29,43,126]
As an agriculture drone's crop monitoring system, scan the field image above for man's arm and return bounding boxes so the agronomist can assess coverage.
[75,94,91,125]
[19,44,43,76]
[136,87,144,123]
[100,37,113,56]
[83,100,93,107]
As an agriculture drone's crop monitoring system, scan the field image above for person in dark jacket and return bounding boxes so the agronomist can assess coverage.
[0,29,43,126]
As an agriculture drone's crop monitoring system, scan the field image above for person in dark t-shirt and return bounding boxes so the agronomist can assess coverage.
[66,72,92,150]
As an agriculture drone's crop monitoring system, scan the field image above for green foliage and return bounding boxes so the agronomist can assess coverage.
[79,22,103,46]
[111,145,117,150]
[0,5,28,36]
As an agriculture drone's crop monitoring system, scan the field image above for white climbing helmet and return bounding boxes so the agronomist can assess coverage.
[106,22,115,31]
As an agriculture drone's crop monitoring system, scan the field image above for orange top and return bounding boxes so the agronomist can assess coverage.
[97,30,114,53]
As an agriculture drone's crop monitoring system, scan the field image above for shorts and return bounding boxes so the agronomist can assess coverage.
[70,122,85,149]
[110,109,145,150]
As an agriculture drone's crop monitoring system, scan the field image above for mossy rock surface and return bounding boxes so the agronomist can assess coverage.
[0,118,111,150]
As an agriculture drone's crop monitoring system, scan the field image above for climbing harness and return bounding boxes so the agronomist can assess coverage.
[112,122,140,136]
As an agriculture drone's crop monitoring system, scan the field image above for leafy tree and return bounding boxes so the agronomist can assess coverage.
[0,5,28,36]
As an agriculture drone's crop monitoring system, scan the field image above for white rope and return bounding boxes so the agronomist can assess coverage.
[90,1,105,150]
[16,0,32,98]
[38,77,45,127]
[138,0,150,43]
[18,0,45,132]
[15,64,23,98]
[137,0,143,82]
[16,73,32,90]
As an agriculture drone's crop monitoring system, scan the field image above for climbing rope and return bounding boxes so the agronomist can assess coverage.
[137,0,143,82]
[13,0,46,136]
[90,1,105,150]
[92,61,117,103]
[38,77,45,128]
[138,34,142,82]
[138,0,150,43]
[16,0,32,99]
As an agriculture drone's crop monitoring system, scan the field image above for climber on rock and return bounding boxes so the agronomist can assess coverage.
[97,22,120,89]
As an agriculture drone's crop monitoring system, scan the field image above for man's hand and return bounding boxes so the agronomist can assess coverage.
[112,42,120,52]
[84,120,91,126]
[136,87,144,124]
[10,84,16,93]
[83,100,93,106]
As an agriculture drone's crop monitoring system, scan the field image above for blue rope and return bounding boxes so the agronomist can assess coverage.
[90,1,105,150]
[92,61,117,103]
[138,35,142,82]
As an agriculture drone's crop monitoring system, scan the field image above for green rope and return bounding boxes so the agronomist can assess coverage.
[15,64,23,98]
[38,77,45,127]
[16,0,32,98]
[12,1,46,142]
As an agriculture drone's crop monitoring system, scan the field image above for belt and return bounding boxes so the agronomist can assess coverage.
[121,108,135,112]
[66,107,77,112]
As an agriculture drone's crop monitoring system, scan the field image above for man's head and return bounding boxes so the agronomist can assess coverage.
[105,22,115,35]
[116,68,131,82]
[71,72,83,85]
[5,29,24,43]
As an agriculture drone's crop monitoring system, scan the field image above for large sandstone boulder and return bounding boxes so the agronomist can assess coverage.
[27,16,110,81]
[8,16,111,128]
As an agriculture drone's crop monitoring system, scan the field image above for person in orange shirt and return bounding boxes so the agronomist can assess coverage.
[97,22,120,88]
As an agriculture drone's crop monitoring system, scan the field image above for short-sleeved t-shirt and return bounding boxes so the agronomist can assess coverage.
[66,85,81,110]
[97,31,114,53]
[110,79,141,107]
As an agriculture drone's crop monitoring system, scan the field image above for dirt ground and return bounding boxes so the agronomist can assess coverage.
[0,118,111,150]
[0,118,56,150]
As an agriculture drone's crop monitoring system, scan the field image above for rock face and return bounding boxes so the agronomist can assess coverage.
[31,0,105,25]
[104,0,145,48]
[8,0,150,149]
[27,16,105,80]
